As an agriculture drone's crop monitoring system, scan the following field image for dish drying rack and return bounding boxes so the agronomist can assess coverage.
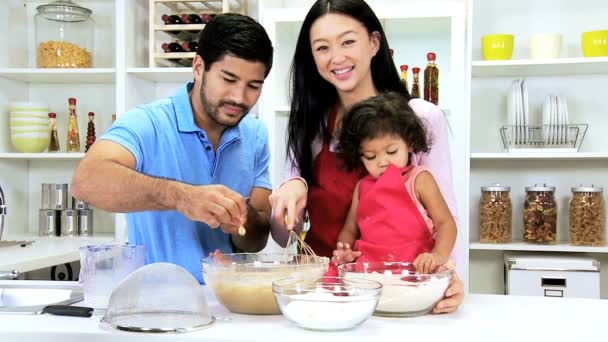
[149,0,247,67]
[500,124,588,152]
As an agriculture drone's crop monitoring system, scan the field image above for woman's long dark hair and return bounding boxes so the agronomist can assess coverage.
[287,0,411,185]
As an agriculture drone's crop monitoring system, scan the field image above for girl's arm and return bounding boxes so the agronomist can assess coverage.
[333,182,362,264]
[416,171,457,263]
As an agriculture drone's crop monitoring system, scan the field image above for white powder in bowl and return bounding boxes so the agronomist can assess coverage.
[280,291,377,331]
[345,272,450,316]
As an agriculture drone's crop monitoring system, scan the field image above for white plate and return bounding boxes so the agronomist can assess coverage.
[515,79,524,144]
[511,80,520,144]
[542,96,550,144]
[548,95,554,145]
[551,95,557,145]
[560,95,569,143]
[555,95,562,144]
[521,79,529,143]
[507,86,515,144]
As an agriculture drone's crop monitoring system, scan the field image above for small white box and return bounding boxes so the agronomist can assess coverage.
[505,253,600,299]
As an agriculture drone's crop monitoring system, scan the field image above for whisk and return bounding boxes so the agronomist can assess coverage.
[283,212,316,261]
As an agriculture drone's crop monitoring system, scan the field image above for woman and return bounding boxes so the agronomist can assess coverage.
[269,0,463,313]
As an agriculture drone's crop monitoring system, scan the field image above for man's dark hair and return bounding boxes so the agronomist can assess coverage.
[197,13,273,76]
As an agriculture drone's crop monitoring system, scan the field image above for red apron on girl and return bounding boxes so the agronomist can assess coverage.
[355,163,435,262]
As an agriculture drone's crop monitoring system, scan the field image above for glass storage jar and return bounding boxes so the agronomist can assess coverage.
[523,184,557,244]
[35,0,94,68]
[569,186,605,246]
[479,184,512,243]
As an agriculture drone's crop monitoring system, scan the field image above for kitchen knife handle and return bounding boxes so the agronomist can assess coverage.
[43,305,93,317]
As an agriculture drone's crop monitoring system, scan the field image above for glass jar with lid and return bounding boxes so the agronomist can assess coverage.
[479,184,512,243]
[569,185,605,246]
[523,184,557,244]
[35,0,94,68]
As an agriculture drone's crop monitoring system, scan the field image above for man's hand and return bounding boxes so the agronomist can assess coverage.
[176,184,247,228]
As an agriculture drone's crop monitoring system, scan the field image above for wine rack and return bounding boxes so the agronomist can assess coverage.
[149,0,247,67]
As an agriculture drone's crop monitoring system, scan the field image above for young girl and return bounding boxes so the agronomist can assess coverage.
[332,92,457,274]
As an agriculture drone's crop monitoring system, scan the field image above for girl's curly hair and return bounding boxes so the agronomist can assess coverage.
[338,91,430,171]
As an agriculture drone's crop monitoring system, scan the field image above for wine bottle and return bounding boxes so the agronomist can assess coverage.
[181,41,199,52]
[181,14,203,24]
[161,14,183,25]
[162,42,185,53]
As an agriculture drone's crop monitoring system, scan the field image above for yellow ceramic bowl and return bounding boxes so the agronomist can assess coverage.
[482,34,514,60]
[582,30,608,57]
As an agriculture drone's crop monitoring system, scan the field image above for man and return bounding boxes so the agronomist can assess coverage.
[71,14,274,283]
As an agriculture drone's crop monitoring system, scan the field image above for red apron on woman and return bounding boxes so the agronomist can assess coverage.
[306,111,361,258]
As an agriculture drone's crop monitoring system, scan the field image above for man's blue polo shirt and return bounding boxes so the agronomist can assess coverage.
[100,82,272,283]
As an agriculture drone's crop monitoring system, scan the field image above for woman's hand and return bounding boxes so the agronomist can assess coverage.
[269,178,308,230]
[433,271,464,314]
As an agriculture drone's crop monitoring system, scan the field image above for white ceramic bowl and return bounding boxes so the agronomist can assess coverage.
[529,34,563,59]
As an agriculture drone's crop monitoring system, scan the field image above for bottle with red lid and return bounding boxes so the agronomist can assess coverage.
[399,65,409,92]
[424,52,439,105]
[411,67,421,98]
[66,98,80,152]
[48,112,60,152]
[85,112,96,152]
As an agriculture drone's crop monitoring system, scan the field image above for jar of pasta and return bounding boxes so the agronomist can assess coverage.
[569,186,605,246]
[479,184,512,243]
[524,184,557,244]
[35,1,94,68]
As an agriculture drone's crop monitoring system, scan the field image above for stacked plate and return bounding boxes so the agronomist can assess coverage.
[507,78,529,145]
[542,95,570,145]
[9,102,50,153]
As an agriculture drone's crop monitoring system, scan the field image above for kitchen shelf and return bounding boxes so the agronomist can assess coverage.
[127,67,193,82]
[0,153,85,160]
[470,152,608,160]
[472,57,608,77]
[0,68,116,83]
[470,242,608,253]
[0,233,115,274]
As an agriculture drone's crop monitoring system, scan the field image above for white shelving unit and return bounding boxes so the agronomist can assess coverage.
[468,0,608,298]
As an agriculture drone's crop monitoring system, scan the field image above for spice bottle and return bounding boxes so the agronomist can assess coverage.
[66,97,80,152]
[479,184,512,243]
[85,112,96,152]
[48,112,60,152]
[523,184,557,244]
[424,52,439,105]
[569,185,605,246]
[400,65,409,92]
[411,67,421,98]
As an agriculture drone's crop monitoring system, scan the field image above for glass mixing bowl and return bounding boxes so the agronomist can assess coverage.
[201,253,328,315]
[341,261,453,317]
[273,276,381,331]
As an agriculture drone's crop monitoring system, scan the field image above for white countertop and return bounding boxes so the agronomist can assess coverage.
[0,281,605,342]
[0,234,115,274]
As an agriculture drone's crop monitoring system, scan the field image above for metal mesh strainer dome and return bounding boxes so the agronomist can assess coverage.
[101,262,215,333]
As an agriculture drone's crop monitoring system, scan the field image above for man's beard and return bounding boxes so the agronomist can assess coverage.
[199,76,250,128]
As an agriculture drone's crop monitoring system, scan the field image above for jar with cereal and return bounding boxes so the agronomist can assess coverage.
[524,184,557,244]
[479,184,512,243]
[569,186,605,246]
[35,1,94,68]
